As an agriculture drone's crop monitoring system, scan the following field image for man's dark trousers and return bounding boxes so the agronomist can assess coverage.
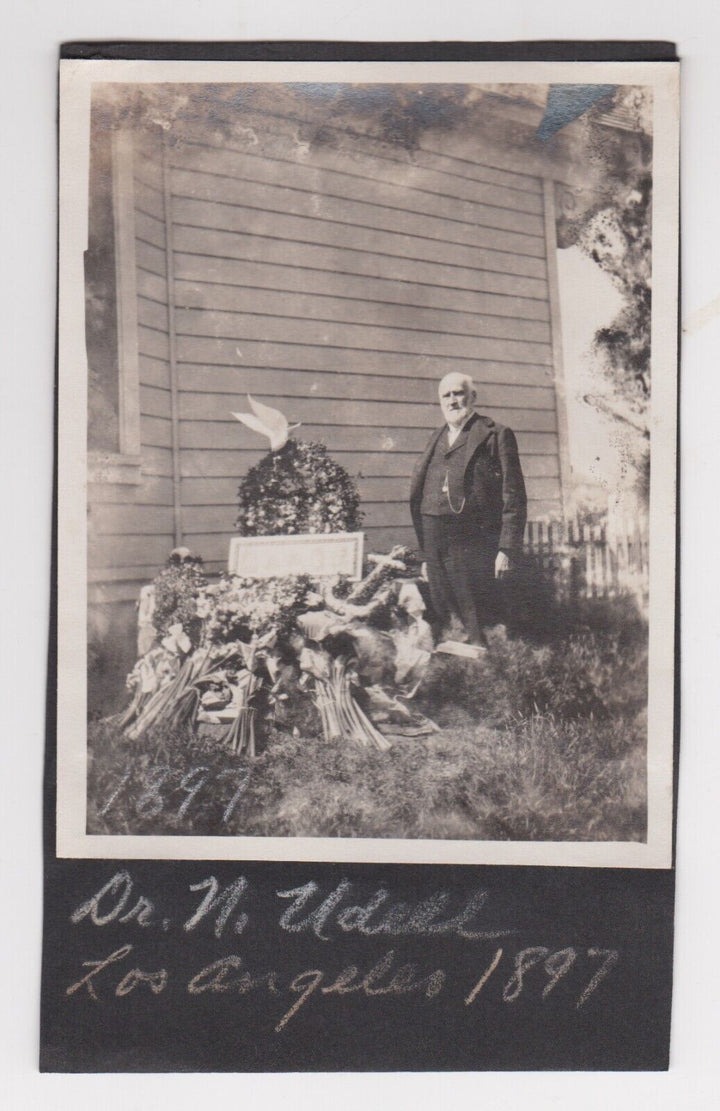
[421,513,497,644]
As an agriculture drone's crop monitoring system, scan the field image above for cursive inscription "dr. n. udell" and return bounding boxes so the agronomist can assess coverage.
[69,869,511,940]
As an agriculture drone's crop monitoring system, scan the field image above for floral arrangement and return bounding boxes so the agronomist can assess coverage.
[235,439,362,536]
[116,434,431,755]
[117,547,437,755]
[201,574,313,643]
[151,549,207,647]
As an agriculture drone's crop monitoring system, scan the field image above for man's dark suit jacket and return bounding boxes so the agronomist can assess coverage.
[409,412,528,559]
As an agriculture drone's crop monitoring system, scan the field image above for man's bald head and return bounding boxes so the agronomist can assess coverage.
[438,372,476,429]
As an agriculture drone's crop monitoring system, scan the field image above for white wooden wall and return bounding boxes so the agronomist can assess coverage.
[89,112,566,601]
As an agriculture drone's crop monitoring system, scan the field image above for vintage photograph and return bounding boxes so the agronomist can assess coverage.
[57,61,678,865]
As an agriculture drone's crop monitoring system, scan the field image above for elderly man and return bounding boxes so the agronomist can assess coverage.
[410,372,527,646]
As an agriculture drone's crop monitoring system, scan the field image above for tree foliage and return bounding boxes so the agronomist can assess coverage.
[572,89,654,423]
[578,171,652,414]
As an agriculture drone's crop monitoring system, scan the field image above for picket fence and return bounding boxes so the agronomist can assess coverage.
[523,515,649,605]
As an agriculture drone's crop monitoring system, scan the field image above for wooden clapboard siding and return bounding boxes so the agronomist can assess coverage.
[182,481,563,536]
[181,534,240,564]
[140,384,172,418]
[180,448,415,478]
[169,172,546,258]
[184,501,408,535]
[178,473,468,507]
[173,282,552,343]
[89,581,153,606]
[142,414,173,448]
[172,203,547,280]
[177,430,559,477]
[173,123,546,212]
[137,297,169,332]
[141,445,173,477]
[134,208,166,251]
[181,393,555,427]
[254,96,572,192]
[163,120,563,553]
[174,255,549,309]
[174,308,552,365]
[133,147,164,190]
[167,144,545,233]
[183,506,240,534]
[167,128,546,213]
[526,499,561,519]
[410,142,545,194]
[178,471,556,535]
[89,475,173,506]
[135,132,171,505]
[133,177,165,221]
[157,434,561,478]
[179,417,556,453]
[179,340,552,385]
[89,564,194,585]
[137,324,170,361]
[173,255,551,321]
[87,488,175,572]
[136,268,168,304]
[248,103,551,194]
[88,138,177,585]
[138,353,171,389]
[524,477,563,501]
[177,364,554,403]
[90,113,567,606]
[92,533,177,568]
[172,226,549,300]
[92,504,175,535]
[182,477,244,504]
[135,239,167,277]
[364,525,419,552]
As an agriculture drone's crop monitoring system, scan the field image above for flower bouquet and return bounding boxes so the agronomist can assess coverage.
[116,546,437,753]
[115,431,437,753]
[117,568,310,755]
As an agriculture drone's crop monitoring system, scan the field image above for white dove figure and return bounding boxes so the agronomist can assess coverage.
[231,395,301,452]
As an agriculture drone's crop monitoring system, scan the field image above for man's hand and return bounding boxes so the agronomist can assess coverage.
[420,562,429,582]
[495,551,511,579]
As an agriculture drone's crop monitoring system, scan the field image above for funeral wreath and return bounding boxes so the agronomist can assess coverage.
[116,432,436,754]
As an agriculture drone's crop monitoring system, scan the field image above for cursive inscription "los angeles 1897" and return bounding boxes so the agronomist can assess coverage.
[64,870,620,1033]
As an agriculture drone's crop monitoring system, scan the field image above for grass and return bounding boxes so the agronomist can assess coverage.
[87,599,648,843]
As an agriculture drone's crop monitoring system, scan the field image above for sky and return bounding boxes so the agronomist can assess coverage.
[557,243,632,503]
